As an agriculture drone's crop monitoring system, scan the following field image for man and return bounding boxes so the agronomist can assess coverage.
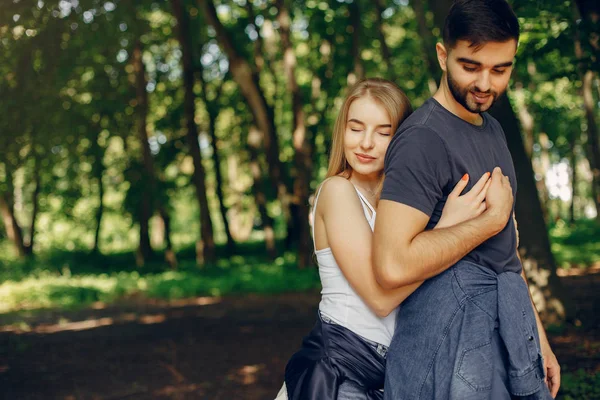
[373,0,560,398]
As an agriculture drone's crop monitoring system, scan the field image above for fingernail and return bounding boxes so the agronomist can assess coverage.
[486,172,491,177]
[462,174,468,181]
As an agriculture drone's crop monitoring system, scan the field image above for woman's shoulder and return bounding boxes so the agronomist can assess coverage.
[319,176,356,196]
[317,176,361,211]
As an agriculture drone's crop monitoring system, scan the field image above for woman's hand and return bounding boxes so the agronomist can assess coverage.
[436,172,490,229]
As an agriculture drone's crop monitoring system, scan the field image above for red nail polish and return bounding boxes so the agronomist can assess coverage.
[462,174,468,181]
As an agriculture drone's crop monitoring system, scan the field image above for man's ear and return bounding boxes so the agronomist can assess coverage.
[436,42,448,72]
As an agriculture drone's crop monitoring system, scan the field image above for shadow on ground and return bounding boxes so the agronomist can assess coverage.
[1,274,599,399]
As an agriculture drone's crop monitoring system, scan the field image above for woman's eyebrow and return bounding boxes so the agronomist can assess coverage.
[348,119,391,129]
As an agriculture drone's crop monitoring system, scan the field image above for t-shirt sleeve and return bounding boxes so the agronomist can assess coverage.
[381,125,452,216]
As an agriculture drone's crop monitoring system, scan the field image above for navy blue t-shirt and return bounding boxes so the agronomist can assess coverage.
[381,98,521,274]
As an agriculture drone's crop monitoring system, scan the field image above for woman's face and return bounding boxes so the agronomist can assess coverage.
[343,96,393,180]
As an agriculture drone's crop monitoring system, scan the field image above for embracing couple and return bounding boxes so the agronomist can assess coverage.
[276,0,560,399]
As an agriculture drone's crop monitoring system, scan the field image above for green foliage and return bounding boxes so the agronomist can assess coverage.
[560,369,600,400]
[0,0,598,282]
[549,219,600,268]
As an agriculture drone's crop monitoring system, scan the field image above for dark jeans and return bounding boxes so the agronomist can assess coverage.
[320,312,387,399]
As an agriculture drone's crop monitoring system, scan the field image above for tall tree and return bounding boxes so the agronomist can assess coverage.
[373,0,395,81]
[0,165,26,257]
[412,0,439,94]
[198,69,236,253]
[24,151,41,255]
[348,0,364,85]
[199,0,289,203]
[574,0,600,219]
[131,40,155,265]
[275,0,313,268]
[171,0,216,264]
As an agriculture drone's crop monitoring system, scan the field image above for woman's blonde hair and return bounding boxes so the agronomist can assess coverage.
[325,78,412,192]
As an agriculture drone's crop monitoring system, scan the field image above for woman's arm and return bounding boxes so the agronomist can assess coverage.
[316,173,491,317]
[317,177,421,317]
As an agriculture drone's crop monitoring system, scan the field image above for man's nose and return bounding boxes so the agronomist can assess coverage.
[475,71,491,92]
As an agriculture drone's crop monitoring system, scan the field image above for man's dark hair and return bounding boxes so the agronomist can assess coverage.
[443,0,520,49]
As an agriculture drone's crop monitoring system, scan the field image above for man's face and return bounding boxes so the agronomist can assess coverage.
[443,40,516,114]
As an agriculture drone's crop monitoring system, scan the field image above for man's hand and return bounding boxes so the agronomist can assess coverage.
[541,339,561,398]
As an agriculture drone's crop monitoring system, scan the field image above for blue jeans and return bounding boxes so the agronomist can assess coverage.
[384,261,532,400]
[321,313,387,399]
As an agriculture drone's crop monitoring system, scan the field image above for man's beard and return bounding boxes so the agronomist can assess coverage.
[447,68,501,114]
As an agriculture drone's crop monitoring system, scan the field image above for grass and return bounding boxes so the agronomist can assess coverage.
[549,219,600,269]
[560,370,600,400]
[0,241,321,316]
[0,218,598,316]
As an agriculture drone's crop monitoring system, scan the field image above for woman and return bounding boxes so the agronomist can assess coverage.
[276,78,491,399]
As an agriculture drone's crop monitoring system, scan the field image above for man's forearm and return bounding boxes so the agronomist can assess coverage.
[378,213,501,287]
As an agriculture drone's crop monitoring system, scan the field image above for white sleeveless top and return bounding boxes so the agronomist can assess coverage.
[312,180,397,346]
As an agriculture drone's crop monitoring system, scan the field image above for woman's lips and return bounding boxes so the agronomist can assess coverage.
[355,153,376,163]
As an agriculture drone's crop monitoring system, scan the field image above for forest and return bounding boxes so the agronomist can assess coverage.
[0,0,599,398]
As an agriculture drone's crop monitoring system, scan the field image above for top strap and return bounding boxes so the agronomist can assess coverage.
[311,178,376,248]
[352,187,376,220]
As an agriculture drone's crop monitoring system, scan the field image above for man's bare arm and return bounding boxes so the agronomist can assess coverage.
[373,167,513,288]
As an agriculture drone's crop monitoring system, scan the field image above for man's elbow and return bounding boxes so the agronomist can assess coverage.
[374,258,414,290]
[373,302,396,318]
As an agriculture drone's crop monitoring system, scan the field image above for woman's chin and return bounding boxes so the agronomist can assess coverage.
[351,167,382,181]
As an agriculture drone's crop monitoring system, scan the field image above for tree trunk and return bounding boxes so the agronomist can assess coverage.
[574,0,600,219]
[199,0,288,202]
[582,71,600,219]
[373,0,395,81]
[197,72,235,254]
[93,166,104,254]
[570,140,578,224]
[203,86,236,254]
[172,0,216,265]
[0,164,25,257]
[508,78,550,221]
[25,153,41,255]
[276,0,313,268]
[0,193,26,258]
[200,0,283,257]
[347,0,364,86]
[132,41,154,266]
[513,83,535,159]
[412,0,439,94]
[537,133,551,221]
[490,96,573,323]
[158,206,178,269]
[248,127,278,259]
[91,132,105,255]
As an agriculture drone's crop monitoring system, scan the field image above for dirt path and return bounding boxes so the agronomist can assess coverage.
[1,274,599,399]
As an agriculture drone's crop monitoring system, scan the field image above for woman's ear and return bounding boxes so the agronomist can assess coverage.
[436,42,448,72]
